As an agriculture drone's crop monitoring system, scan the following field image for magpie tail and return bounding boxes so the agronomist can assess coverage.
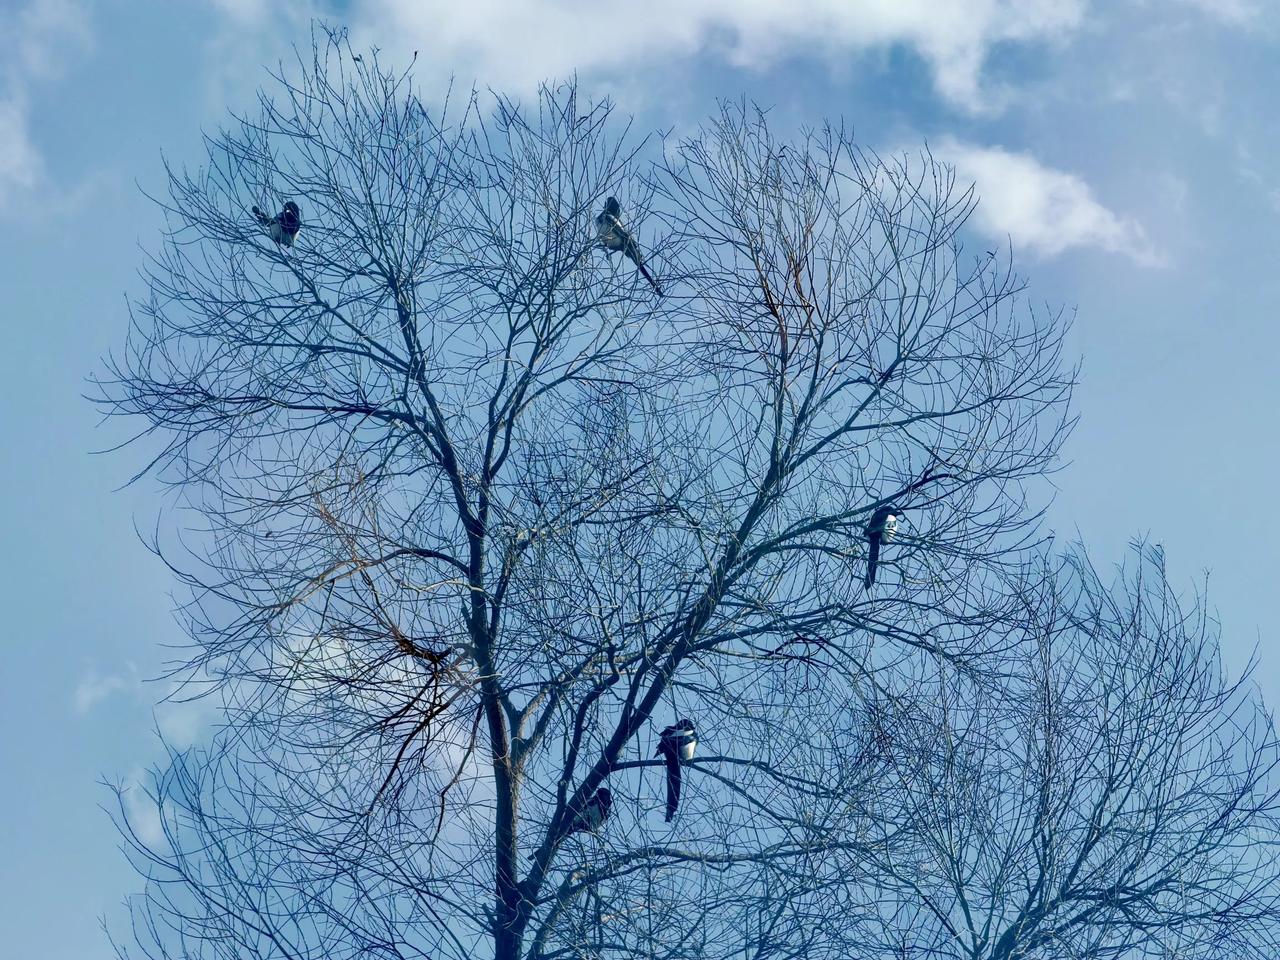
[864,535,881,589]
[637,262,663,296]
[663,750,682,821]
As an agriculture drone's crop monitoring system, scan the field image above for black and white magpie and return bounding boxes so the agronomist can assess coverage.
[252,200,302,247]
[595,196,661,294]
[656,718,697,822]
[864,505,902,589]
[569,787,613,834]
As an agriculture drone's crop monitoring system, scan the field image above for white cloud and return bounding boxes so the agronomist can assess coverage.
[933,138,1160,264]
[1175,0,1262,25]
[0,99,42,198]
[74,663,220,750]
[201,0,1086,114]
[155,693,220,748]
[1232,139,1280,215]
[121,769,167,849]
[74,667,138,714]
[0,0,93,210]
[197,0,320,115]
[153,672,225,748]
[207,0,273,24]
[11,0,92,82]
[1156,171,1189,216]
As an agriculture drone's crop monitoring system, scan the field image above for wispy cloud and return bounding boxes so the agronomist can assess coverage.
[10,0,92,81]
[1234,138,1280,213]
[210,0,1086,113]
[120,768,167,848]
[74,663,220,749]
[933,138,1160,264]
[155,688,221,748]
[1175,0,1262,25]
[0,100,41,198]
[0,0,93,210]
[74,666,138,714]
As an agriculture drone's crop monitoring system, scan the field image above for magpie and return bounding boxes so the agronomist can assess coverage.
[864,505,902,589]
[253,200,302,247]
[569,787,613,834]
[595,196,661,294]
[656,718,697,821]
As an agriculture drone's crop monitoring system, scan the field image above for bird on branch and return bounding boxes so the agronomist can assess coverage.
[595,196,662,295]
[655,718,697,821]
[569,787,613,834]
[864,505,902,589]
[252,200,302,247]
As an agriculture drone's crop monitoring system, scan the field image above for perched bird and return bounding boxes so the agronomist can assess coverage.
[655,718,697,822]
[252,200,302,247]
[864,505,902,589]
[569,787,613,834]
[595,196,661,295]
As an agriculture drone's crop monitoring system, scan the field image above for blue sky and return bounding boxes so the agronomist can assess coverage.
[1,0,1278,956]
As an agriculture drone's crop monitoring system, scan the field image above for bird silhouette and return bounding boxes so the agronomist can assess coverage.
[568,787,613,834]
[864,505,902,589]
[596,196,661,294]
[252,200,302,247]
[655,719,697,821]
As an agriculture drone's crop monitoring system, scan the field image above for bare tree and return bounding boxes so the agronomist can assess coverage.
[97,27,1090,960]
[820,544,1280,960]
